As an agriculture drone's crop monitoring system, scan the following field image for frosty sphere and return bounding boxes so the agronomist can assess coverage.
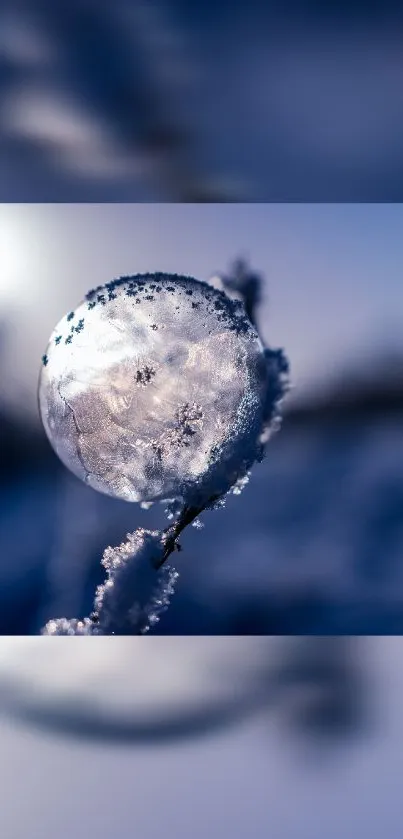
[39,274,268,503]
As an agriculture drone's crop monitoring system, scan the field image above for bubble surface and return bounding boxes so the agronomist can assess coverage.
[39,273,269,504]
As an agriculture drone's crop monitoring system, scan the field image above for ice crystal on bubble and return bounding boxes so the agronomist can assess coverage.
[38,273,272,507]
[39,272,290,636]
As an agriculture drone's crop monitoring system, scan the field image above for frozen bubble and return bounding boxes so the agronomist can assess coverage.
[38,273,269,504]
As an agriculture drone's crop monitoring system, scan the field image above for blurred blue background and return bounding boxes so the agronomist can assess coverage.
[1,202,403,633]
[1,1,403,200]
[0,636,401,838]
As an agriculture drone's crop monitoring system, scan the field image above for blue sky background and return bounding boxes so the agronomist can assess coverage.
[1,202,403,418]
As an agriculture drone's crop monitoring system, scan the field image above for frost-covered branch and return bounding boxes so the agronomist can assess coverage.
[42,499,224,635]
[43,528,178,636]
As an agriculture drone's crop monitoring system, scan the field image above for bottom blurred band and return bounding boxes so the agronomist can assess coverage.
[0,637,402,839]
[0,635,385,744]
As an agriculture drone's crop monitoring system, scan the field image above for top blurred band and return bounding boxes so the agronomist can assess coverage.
[1,0,403,201]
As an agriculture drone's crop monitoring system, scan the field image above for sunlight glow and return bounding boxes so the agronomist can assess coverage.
[0,208,33,305]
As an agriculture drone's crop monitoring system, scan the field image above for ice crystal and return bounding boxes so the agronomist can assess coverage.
[38,273,271,507]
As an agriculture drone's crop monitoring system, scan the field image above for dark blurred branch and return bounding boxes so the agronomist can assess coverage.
[219,257,264,330]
